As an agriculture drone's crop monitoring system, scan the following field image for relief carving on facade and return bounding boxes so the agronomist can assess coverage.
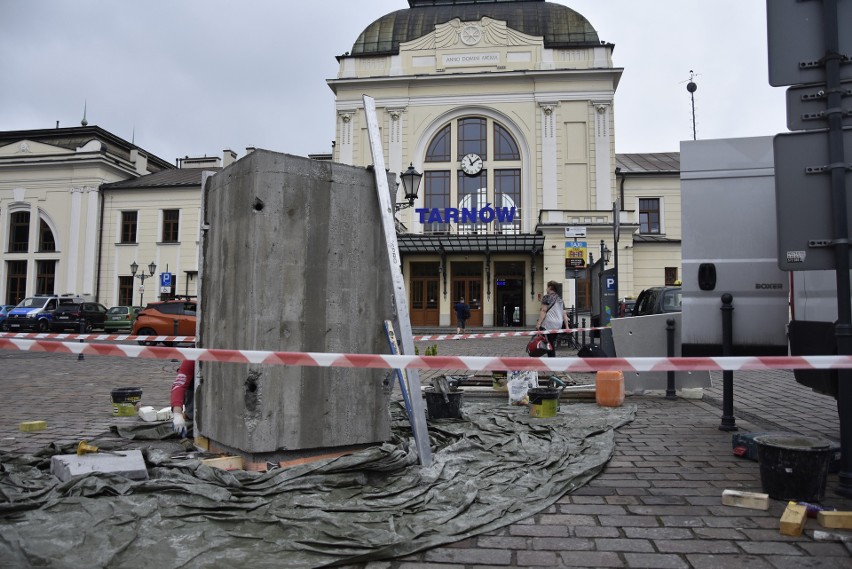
[404,17,542,51]
[539,104,557,138]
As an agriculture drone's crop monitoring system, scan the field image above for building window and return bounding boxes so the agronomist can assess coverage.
[162,209,179,243]
[119,276,134,306]
[425,125,450,162]
[424,171,450,234]
[457,117,487,159]
[121,211,138,243]
[6,260,26,305]
[639,198,661,234]
[458,171,486,235]
[36,260,56,295]
[9,211,30,253]
[38,219,56,252]
[494,124,520,160]
[422,116,522,235]
[665,267,679,286]
[495,169,521,234]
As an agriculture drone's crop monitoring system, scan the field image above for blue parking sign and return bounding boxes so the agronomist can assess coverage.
[160,272,172,287]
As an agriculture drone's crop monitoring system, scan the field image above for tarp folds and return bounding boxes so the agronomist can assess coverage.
[0,402,634,568]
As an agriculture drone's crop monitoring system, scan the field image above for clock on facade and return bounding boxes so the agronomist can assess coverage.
[460,153,483,176]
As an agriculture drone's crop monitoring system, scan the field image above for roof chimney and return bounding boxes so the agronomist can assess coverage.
[223,149,237,168]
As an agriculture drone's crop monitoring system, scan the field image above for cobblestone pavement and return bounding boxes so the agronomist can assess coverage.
[1,333,851,568]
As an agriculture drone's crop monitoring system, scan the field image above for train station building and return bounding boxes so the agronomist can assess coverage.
[327,0,682,328]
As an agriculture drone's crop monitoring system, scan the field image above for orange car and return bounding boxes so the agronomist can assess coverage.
[131,299,197,345]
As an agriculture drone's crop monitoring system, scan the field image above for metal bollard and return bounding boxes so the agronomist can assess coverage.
[77,317,85,361]
[581,317,587,347]
[665,318,676,400]
[719,293,738,431]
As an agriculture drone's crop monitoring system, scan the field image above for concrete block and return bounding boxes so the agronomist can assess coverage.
[779,502,808,536]
[721,489,769,510]
[50,449,148,482]
[818,511,852,530]
[198,151,394,456]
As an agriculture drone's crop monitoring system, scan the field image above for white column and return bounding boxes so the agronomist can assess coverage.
[82,187,99,296]
[594,103,613,210]
[67,188,83,294]
[540,103,558,210]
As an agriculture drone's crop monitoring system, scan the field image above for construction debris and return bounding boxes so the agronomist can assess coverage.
[779,502,808,536]
[721,489,769,510]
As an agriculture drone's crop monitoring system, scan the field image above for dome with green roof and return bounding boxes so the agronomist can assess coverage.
[350,0,601,56]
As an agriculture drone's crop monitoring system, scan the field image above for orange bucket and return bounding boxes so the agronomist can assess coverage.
[595,371,624,407]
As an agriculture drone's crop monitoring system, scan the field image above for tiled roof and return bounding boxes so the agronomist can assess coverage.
[616,153,680,174]
[101,168,218,190]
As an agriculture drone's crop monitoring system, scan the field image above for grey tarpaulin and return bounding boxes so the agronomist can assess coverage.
[0,401,635,568]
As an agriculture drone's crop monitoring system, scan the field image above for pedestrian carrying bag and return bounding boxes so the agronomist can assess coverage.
[526,333,552,357]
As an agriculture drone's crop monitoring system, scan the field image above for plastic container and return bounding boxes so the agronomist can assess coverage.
[111,387,143,417]
[528,387,559,418]
[755,434,833,502]
[595,371,624,407]
[424,388,464,420]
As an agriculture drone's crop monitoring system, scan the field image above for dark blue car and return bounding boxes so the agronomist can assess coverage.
[0,305,15,331]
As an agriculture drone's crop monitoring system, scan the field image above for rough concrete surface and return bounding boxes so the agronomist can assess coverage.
[199,151,395,457]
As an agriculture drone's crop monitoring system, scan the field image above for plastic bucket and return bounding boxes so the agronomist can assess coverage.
[424,389,464,420]
[528,387,560,418]
[111,387,143,417]
[595,371,624,407]
[755,434,833,502]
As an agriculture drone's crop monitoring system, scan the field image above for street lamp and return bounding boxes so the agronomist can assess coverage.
[395,163,423,211]
[130,260,157,306]
[600,240,611,266]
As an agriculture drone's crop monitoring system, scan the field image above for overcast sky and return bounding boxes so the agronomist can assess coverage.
[0,0,788,165]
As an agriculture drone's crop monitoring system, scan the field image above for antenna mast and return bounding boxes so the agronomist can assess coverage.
[686,71,698,141]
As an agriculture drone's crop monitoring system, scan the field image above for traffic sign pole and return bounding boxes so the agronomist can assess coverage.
[821,0,852,498]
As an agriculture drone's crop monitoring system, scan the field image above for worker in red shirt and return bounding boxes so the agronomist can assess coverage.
[171,360,195,437]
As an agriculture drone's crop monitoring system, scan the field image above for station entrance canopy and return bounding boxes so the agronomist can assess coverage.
[398,233,545,255]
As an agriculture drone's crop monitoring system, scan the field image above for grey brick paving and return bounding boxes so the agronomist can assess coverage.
[3,333,852,568]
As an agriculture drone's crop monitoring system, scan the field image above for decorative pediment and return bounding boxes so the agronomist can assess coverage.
[402,17,543,51]
[0,139,74,157]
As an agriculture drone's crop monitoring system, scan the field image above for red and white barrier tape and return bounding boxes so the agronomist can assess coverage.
[0,332,194,343]
[2,337,852,372]
[0,327,598,343]
[413,327,603,341]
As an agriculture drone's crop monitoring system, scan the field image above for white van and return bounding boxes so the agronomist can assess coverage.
[680,137,789,357]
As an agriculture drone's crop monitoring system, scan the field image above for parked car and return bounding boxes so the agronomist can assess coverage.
[616,298,636,318]
[631,286,682,317]
[0,304,16,331]
[104,306,144,332]
[5,295,84,332]
[132,299,197,345]
[49,302,109,332]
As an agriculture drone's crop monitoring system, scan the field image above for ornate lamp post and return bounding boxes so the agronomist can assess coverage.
[130,261,157,306]
[395,163,423,211]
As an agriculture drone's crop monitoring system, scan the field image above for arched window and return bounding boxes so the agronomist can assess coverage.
[39,219,56,252]
[421,117,522,235]
[494,123,520,160]
[425,125,450,162]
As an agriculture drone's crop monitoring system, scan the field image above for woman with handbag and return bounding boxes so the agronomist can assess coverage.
[534,281,570,357]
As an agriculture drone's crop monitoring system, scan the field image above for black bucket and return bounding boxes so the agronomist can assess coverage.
[424,388,464,420]
[111,387,143,417]
[528,387,560,418]
[755,434,833,502]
